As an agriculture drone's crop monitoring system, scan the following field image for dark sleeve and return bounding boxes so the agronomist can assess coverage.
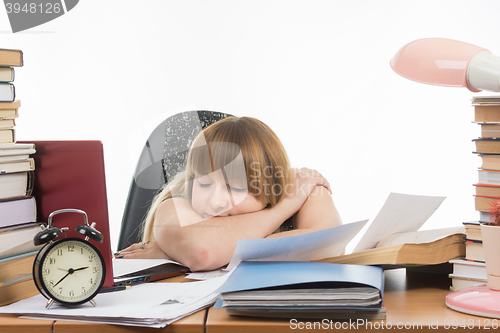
[277,217,294,233]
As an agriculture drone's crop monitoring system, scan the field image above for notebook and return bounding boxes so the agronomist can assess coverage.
[215,261,385,319]
[20,140,189,290]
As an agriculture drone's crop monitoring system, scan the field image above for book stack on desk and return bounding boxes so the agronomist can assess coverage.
[449,259,487,291]
[0,48,42,307]
[216,261,386,320]
[472,96,500,222]
[0,49,35,196]
[462,221,485,262]
[0,48,23,144]
[0,49,36,203]
[448,222,487,291]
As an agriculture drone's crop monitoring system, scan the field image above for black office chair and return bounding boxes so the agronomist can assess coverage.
[117,110,234,251]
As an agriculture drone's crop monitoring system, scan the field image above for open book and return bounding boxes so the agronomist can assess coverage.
[222,193,465,269]
[315,226,465,266]
[312,193,466,267]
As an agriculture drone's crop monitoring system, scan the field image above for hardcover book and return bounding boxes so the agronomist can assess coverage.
[0,119,15,129]
[0,49,23,67]
[464,238,484,262]
[0,158,34,174]
[0,222,43,260]
[462,221,483,241]
[0,196,37,229]
[0,67,14,82]
[478,155,500,171]
[449,259,487,280]
[474,105,500,123]
[0,129,15,144]
[474,138,500,154]
[0,83,15,102]
[474,195,500,212]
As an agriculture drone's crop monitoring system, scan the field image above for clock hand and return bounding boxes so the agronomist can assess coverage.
[73,266,89,272]
[57,267,88,272]
[54,271,71,287]
[53,267,89,287]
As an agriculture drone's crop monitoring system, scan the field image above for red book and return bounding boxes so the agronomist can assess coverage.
[19,140,114,288]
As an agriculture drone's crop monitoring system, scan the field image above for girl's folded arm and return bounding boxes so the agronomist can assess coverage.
[265,186,342,238]
[153,197,298,271]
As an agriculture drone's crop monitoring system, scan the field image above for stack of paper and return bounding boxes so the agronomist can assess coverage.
[221,287,382,307]
[0,274,229,328]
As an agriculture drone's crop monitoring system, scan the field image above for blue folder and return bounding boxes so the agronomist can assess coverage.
[215,261,384,310]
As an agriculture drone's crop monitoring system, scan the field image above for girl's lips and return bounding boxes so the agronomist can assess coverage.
[204,214,223,218]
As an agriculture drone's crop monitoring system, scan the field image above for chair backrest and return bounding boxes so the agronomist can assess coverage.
[117,110,233,250]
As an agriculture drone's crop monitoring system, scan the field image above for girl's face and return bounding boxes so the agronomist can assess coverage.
[191,170,266,219]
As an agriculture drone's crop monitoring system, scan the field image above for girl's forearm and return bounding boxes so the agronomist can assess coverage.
[154,198,298,271]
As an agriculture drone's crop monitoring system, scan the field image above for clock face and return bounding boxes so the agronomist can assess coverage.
[35,238,105,305]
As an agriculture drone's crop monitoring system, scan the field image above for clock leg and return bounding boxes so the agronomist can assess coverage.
[90,299,96,307]
[46,299,54,310]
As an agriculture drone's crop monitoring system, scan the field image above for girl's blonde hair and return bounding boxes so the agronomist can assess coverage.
[141,116,290,241]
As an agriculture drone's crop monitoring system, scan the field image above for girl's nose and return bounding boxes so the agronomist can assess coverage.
[209,184,232,212]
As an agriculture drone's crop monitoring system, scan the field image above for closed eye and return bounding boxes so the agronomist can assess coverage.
[230,186,247,193]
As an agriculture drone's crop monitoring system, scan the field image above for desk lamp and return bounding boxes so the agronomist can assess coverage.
[390,37,500,92]
[390,37,500,318]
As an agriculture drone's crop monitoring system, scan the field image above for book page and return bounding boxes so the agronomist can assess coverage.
[375,226,465,248]
[352,193,446,253]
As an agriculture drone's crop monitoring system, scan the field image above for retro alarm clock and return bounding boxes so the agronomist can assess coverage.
[33,209,106,309]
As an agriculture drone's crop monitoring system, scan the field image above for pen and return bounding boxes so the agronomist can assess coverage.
[99,285,131,294]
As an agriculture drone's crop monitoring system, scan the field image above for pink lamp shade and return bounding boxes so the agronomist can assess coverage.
[390,38,500,92]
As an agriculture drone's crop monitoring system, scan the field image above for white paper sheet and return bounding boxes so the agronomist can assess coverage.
[0,273,231,328]
[187,269,228,280]
[226,219,367,271]
[352,192,446,253]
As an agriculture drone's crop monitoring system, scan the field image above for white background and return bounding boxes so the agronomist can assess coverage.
[1,0,499,252]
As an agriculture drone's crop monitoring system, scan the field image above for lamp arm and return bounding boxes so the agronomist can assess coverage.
[467,51,500,92]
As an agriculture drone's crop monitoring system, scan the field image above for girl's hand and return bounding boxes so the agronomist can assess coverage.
[282,167,332,211]
[115,241,172,260]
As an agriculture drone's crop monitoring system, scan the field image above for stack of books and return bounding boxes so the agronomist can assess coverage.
[0,48,35,199]
[462,221,485,262]
[216,261,386,320]
[0,48,42,306]
[448,222,487,291]
[0,48,22,144]
[472,96,500,222]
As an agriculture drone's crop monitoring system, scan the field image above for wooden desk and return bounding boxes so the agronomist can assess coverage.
[2,269,497,332]
[206,269,493,332]
[0,314,54,333]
